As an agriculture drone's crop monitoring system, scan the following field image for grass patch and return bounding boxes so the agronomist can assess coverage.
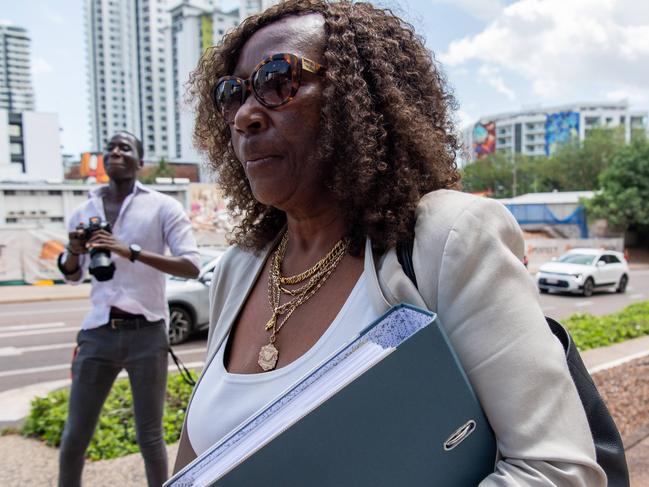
[564,300,649,351]
[21,373,194,461]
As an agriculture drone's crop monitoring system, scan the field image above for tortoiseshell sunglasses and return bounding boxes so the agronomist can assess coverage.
[212,53,327,123]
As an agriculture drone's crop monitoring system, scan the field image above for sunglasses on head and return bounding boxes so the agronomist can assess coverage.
[212,53,327,123]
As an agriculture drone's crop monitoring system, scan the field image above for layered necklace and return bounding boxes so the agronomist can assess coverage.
[258,232,349,371]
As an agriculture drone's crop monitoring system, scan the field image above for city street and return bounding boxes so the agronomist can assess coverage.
[1,268,647,396]
[0,299,207,395]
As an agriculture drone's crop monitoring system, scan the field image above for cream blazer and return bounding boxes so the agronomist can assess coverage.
[185,189,607,486]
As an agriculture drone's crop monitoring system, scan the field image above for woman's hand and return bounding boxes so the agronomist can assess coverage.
[86,230,130,259]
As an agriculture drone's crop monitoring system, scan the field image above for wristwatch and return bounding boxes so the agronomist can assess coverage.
[129,243,142,262]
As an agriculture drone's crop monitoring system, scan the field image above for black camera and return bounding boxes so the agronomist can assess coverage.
[79,216,115,281]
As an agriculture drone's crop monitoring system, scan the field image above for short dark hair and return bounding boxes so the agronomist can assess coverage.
[112,130,144,159]
[190,0,461,255]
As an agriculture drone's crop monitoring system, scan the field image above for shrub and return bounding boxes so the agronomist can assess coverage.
[21,373,194,461]
[564,301,649,351]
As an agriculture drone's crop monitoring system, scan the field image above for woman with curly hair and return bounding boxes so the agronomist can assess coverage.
[174,1,605,484]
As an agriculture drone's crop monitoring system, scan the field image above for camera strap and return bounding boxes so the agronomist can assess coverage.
[168,346,196,386]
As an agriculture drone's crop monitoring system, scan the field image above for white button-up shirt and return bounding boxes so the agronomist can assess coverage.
[64,181,201,330]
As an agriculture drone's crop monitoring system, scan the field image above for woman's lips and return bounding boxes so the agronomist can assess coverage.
[245,156,281,171]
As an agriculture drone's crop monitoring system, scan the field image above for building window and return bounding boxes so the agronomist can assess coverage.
[10,143,23,155]
[9,124,21,137]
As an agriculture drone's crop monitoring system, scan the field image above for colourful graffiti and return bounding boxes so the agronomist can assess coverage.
[472,121,496,159]
[545,111,579,156]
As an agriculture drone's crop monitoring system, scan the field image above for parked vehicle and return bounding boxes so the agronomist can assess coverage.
[166,248,226,344]
[536,248,629,297]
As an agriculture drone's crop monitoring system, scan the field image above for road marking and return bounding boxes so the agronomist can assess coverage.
[0,322,67,332]
[0,363,70,378]
[0,351,205,377]
[0,325,78,339]
[0,306,90,318]
[575,301,594,308]
[0,342,76,357]
[629,294,645,300]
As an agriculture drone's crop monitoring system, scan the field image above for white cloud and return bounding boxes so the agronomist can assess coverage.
[430,0,506,21]
[32,58,54,76]
[439,0,649,104]
[455,108,477,129]
[47,13,64,24]
[478,64,516,100]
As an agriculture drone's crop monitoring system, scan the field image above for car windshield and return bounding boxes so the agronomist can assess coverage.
[558,253,597,265]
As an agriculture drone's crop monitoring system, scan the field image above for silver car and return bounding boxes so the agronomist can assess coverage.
[166,249,226,344]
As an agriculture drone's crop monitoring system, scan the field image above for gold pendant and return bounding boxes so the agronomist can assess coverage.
[265,311,278,331]
[258,343,279,371]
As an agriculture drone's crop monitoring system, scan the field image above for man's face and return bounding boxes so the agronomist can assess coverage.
[104,133,141,181]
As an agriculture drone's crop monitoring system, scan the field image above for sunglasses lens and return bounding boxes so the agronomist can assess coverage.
[214,79,244,122]
[253,59,293,106]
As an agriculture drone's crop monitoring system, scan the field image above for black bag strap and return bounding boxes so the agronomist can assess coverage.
[169,346,196,386]
[396,237,629,486]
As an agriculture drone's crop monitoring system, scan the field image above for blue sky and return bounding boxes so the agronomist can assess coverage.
[2,0,648,155]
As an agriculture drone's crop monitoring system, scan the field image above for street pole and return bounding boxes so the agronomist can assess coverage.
[511,148,517,197]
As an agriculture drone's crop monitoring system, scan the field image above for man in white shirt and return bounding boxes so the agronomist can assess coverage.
[57,131,200,487]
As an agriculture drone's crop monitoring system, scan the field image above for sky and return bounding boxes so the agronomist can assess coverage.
[1,0,648,156]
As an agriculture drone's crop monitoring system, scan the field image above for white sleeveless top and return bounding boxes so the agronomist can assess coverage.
[186,271,381,455]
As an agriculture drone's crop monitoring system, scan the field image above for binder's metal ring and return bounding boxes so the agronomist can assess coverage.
[443,420,477,451]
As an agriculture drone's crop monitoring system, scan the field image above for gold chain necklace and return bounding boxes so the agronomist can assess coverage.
[258,232,349,371]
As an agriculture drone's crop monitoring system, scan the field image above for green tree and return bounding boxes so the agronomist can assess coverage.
[585,138,649,235]
[546,127,625,191]
[140,157,174,184]
[462,127,626,195]
[461,151,514,197]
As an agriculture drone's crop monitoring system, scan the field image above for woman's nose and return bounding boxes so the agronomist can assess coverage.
[233,93,269,135]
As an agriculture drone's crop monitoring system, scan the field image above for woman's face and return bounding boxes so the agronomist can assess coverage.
[229,14,329,215]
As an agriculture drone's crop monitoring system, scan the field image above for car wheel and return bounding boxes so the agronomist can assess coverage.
[539,288,548,294]
[582,278,594,297]
[616,274,628,293]
[169,306,193,345]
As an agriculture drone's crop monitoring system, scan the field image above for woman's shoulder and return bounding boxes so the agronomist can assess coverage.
[417,189,512,222]
[417,189,521,236]
[414,189,524,260]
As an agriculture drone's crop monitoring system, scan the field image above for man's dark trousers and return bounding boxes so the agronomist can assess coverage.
[58,320,169,487]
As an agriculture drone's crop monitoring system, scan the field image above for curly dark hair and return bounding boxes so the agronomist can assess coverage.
[188,0,461,255]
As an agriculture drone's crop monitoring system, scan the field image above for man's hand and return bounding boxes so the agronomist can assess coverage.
[67,224,89,255]
[87,230,130,259]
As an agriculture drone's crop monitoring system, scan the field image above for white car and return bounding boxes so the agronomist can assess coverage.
[536,248,629,297]
[166,248,226,344]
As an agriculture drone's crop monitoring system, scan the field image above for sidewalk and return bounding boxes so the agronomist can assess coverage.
[0,282,91,304]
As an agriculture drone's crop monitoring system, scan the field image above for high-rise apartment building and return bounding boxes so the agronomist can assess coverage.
[165,0,277,165]
[464,101,648,161]
[165,0,239,163]
[85,0,171,158]
[0,24,36,112]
